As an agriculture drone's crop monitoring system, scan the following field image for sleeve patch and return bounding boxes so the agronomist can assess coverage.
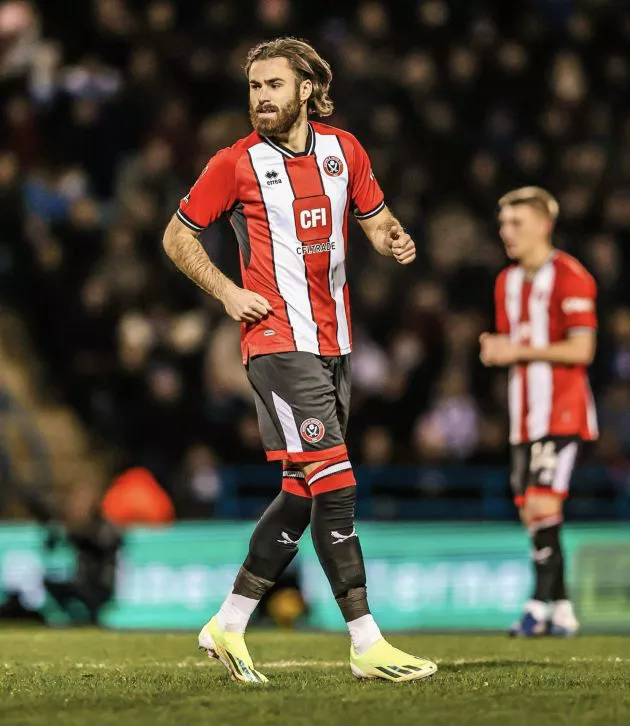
[561,297,594,314]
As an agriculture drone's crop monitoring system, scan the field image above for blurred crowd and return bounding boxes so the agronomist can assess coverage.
[1,0,630,505]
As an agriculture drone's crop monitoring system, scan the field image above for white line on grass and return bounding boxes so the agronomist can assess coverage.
[2,656,627,670]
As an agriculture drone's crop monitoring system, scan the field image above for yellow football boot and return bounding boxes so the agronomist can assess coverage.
[350,638,437,682]
[198,615,268,683]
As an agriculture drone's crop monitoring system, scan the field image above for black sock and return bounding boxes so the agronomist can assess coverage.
[233,491,312,599]
[310,487,370,622]
[550,525,568,601]
[531,523,564,603]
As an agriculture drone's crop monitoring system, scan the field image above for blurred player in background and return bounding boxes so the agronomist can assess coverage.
[480,187,598,637]
[163,37,436,682]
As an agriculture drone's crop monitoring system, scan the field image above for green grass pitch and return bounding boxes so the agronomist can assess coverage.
[1,629,629,726]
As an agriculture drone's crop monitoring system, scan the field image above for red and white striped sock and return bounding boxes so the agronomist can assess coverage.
[282,464,311,498]
[305,454,356,496]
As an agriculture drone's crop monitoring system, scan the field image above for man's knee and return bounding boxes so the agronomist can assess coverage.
[282,459,311,498]
[301,456,356,497]
[244,490,312,581]
[301,459,323,478]
[523,491,564,528]
[311,487,365,597]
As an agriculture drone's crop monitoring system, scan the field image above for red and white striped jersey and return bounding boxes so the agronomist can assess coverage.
[495,250,598,444]
[176,121,384,362]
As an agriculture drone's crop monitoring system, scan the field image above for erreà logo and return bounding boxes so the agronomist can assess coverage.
[265,169,282,186]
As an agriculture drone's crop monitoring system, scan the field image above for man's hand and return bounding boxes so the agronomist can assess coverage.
[223,287,272,323]
[162,216,272,324]
[479,333,520,367]
[389,225,416,265]
[357,207,416,261]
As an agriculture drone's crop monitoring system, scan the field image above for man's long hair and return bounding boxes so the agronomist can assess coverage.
[244,37,334,117]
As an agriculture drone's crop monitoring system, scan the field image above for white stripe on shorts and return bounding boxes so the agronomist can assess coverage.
[271,391,303,453]
[552,441,579,496]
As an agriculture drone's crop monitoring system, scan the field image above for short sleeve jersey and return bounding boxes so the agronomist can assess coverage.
[176,122,385,362]
[494,251,598,443]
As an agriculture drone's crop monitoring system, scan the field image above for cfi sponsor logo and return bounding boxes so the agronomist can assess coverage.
[296,241,336,255]
[300,417,325,443]
[323,155,343,177]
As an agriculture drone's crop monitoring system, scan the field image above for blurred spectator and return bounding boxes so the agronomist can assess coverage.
[115,136,182,229]
[413,369,480,460]
[175,444,222,518]
[0,1,43,79]
[360,427,395,467]
[101,466,175,526]
[0,0,628,495]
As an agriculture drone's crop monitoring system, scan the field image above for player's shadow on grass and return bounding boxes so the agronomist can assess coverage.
[439,660,557,672]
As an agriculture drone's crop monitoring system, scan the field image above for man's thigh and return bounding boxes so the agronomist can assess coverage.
[510,436,581,508]
[527,436,581,500]
[510,443,530,509]
[247,352,348,464]
[331,354,351,437]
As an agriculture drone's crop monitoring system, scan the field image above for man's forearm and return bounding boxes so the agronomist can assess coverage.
[162,216,237,303]
[359,206,398,256]
[371,213,398,256]
[517,339,594,366]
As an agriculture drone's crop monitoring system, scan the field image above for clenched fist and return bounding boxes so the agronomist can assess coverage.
[479,333,519,367]
[224,287,272,323]
[389,225,416,265]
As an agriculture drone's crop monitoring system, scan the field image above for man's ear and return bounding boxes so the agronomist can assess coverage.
[300,79,312,103]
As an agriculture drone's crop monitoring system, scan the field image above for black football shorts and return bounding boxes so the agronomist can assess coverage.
[510,435,581,507]
[246,352,351,463]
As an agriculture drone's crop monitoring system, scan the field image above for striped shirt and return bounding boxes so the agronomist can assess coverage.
[177,121,384,362]
[495,250,598,444]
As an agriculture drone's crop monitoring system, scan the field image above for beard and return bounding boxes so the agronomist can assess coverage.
[249,92,302,136]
